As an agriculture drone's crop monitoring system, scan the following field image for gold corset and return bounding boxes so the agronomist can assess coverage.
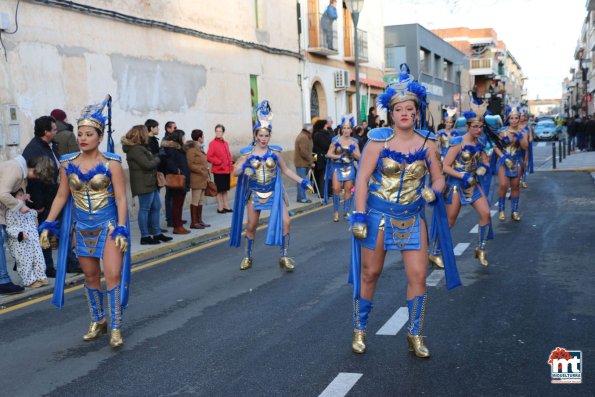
[454,149,481,173]
[67,172,114,213]
[439,133,450,148]
[248,156,277,185]
[501,130,521,157]
[371,159,427,204]
[334,144,354,163]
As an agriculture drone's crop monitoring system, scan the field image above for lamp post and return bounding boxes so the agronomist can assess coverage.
[347,0,364,124]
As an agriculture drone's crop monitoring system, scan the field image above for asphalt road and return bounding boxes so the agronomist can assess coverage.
[0,167,593,396]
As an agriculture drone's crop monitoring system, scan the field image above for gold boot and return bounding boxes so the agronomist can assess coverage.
[240,257,253,270]
[498,211,505,221]
[352,329,366,354]
[83,321,107,341]
[110,329,124,348]
[407,334,430,358]
[511,212,521,221]
[475,248,489,267]
[333,211,340,222]
[428,254,444,269]
[279,257,295,272]
[521,181,528,188]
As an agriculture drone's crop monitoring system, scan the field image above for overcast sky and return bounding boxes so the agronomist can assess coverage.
[382,0,585,100]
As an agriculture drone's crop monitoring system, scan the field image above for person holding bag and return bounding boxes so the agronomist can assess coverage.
[184,129,211,229]
[160,130,190,234]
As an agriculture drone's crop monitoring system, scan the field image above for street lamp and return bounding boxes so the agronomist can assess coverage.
[346,0,364,124]
[580,58,591,116]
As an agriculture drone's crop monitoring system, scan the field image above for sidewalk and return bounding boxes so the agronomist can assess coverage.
[1,184,324,309]
[535,147,595,183]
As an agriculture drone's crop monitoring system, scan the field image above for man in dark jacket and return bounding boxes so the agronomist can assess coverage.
[23,116,81,276]
[312,119,332,198]
[51,109,79,156]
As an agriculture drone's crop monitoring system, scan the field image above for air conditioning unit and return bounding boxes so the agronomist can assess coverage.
[334,70,349,89]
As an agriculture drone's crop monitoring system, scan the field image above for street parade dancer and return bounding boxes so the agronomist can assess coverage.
[441,111,493,267]
[495,106,528,221]
[436,106,458,161]
[230,100,313,271]
[349,64,460,358]
[38,98,131,348]
[324,114,361,221]
[518,112,534,188]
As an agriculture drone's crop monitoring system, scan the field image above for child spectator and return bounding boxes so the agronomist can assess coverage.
[5,189,47,288]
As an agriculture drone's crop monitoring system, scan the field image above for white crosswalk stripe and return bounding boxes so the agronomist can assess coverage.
[376,307,409,335]
[319,373,363,397]
[470,224,479,233]
[426,270,445,286]
[453,243,470,256]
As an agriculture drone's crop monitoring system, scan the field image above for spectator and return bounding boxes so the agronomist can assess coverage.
[185,129,211,229]
[145,119,161,156]
[5,189,47,288]
[0,155,55,294]
[325,117,334,135]
[576,116,587,151]
[312,119,332,198]
[51,109,79,156]
[161,120,179,227]
[160,130,191,234]
[122,125,172,245]
[207,124,234,213]
[354,125,368,152]
[294,123,314,203]
[320,0,337,50]
[374,115,382,128]
[361,120,370,134]
[367,106,377,128]
[586,115,595,151]
[22,116,62,277]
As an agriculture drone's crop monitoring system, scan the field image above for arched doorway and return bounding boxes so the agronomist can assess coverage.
[310,80,328,121]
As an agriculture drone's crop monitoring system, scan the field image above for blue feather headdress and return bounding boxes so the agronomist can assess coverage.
[443,106,457,121]
[340,114,356,128]
[78,98,108,132]
[377,63,428,129]
[253,100,273,132]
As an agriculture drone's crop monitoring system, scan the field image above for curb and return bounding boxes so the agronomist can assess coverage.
[0,200,325,310]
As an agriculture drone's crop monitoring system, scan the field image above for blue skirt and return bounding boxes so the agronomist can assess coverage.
[248,180,276,211]
[74,204,117,258]
[360,194,425,251]
[330,161,356,182]
[444,178,483,205]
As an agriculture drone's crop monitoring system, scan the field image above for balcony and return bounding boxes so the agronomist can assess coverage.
[307,11,338,56]
[468,57,498,77]
[344,29,368,63]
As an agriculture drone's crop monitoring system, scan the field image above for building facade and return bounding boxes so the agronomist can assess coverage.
[384,24,467,128]
[0,0,303,161]
[299,0,385,127]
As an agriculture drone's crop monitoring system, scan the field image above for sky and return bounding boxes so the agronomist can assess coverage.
[382,0,586,100]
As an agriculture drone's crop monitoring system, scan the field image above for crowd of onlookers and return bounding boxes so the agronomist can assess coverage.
[566,115,595,152]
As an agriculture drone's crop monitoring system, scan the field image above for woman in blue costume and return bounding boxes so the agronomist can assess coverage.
[325,115,361,221]
[349,65,460,358]
[39,99,131,348]
[518,112,534,188]
[495,107,528,221]
[230,101,313,271]
[442,111,492,267]
[436,107,458,161]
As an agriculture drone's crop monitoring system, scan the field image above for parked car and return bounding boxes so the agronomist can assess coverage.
[534,120,559,141]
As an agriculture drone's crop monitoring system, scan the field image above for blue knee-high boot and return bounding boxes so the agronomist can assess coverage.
[352,297,373,353]
[407,292,430,358]
[332,194,340,221]
[106,284,123,348]
[511,197,520,221]
[83,285,106,341]
[497,196,506,221]
[428,237,443,269]
[240,236,254,270]
[475,223,490,267]
[279,233,295,271]
[343,197,353,216]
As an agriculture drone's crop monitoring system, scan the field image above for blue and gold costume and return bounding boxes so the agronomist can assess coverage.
[348,64,461,358]
[324,135,358,218]
[437,128,459,161]
[496,125,525,220]
[444,136,486,206]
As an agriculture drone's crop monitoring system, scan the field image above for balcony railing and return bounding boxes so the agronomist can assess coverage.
[344,28,368,63]
[469,57,497,76]
[307,11,338,56]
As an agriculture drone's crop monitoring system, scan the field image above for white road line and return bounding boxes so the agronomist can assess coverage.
[537,142,546,147]
[319,373,363,397]
[376,307,409,336]
[453,243,470,256]
[469,224,479,233]
[426,270,444,287]
[490,210,498,217]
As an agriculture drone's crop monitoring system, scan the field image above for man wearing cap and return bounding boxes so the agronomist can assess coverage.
[51,109,79,156]
[294,123,314,203]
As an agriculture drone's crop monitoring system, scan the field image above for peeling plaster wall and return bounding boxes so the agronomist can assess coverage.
[0,0,302,162]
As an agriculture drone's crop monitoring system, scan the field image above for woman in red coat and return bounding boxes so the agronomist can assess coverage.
[207,124,233,213]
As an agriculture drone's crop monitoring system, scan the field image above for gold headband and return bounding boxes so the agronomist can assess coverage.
[389,92,419,109]
[78,118,105,132]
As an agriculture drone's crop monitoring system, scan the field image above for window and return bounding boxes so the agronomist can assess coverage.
[250,75,259,126]
[420,48,430,74]
[385,46,406,70]
[434,54,441,78]
[255,0,267,30]
[311,85,320,119]
[443,60,453,81]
